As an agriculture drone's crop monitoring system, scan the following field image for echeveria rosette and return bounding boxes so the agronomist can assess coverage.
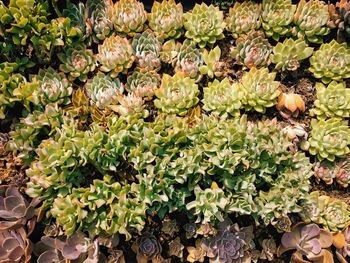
[334,157,350,188]
[0,227,32,263]
[132,30,162,71]
[38,67,73,105]
[309,40,350,84]
[186,183,229,224]
[239,67,281,113]
[183,3,225,48]
[112,0,147,37]
[154,72,199,116]
[174,39,203,81]
[261,0,296,41]
[159,39,181,64]
[337,225,350,260]
[313,160,335,185]
[320,197,350,232]
[293,0,330,44]
[115,93,147,117]
[277,223,333,262]
[97,35,135,78]
[308,118,350,161]
[132,233,162,263]
[225,1,261,38]
[202,78,243,118]
[231,30,272,69]
[58,44,96,82]
[126,68,161,100]
[87,0,113,43]
[270,38,314,71]
[85,72,124,109]
[201,230,248,263]
[311,81,350,120]
[148,0,184,41]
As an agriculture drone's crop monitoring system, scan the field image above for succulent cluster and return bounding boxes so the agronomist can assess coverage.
[1,0,350,262]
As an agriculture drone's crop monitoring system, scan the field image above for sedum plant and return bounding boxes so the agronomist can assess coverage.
[225,1,261,38]
[202,78,243,117]
[309,40,350,84]
[308,118,350,161]
[97,34,135,78]
[126,68,161,100]
[112,0,147,36]
[183,3,225,48]
[154,72,199,116]
[148,0,184,41]
[174,40,203,81]
[38,67,73,105]
[311,81,350,120]
[231,30,272,69]
[239,67,281,113]
[132,30,162,71]
[270,38,313,71]
[293,0,330,44]
[199,46,223,79]
[261,0,296,41]
[58,44,96,82]
[85,72,124,109]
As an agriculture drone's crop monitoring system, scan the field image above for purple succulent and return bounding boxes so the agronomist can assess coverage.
[201,230,246,263]
[132,232,162,262]
[278,223,333,262]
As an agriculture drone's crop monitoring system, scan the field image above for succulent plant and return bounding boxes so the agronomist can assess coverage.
[337,225,350,261]
[199,46,223,79]
[174,40,203,81]
[0,228,32,263]
[97,34,135,78]
[112,0,147,36]
[334,156,350,188]
[225,1,261,38]
[88,0,114,43]
[132,30,162,71]
[239,67,281,113]
[58,44,96,82]
[85,72,124,109]
[276,93,306,119]
[309,40,350,84]
[34,232,100,263]
[314,160,336,185]
[261,0,296,41]
[308,118,350,161]
[201,226,252,263]
[187,240,206,263]
[126,68,161,100]
[132,233,163,263]
[202,78,243,117]
[336,0,350,43]
[168,237,184,258]
[186,183,229,224]
[183,3,225,48]
[159,39,181,64]
[154,72,199,116]
[231,30,272,69]
[38,67,73,105]
[148,0,184,41]
[114,93,146,117]
[277,223,333,262]
[270,38,314,71]
[293,0,330,44]
[311,81,350,120]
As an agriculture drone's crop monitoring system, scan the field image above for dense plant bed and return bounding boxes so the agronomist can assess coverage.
[0,0,350,262]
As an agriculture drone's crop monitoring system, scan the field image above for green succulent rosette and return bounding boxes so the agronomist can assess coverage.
[311,81,350,120]
[58,44,96,82]
[293,0,330,44]
[154,72,199,116]
[183,3,225,48]
[270,38,313,71]
[308,118,350,161]
[225,1,261,38]
[87,0,113,43]
[261,0,296,41]
[126,68,161,100]
[309,40,350,84]
[148,0,183,41]
[97,35,135,78]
